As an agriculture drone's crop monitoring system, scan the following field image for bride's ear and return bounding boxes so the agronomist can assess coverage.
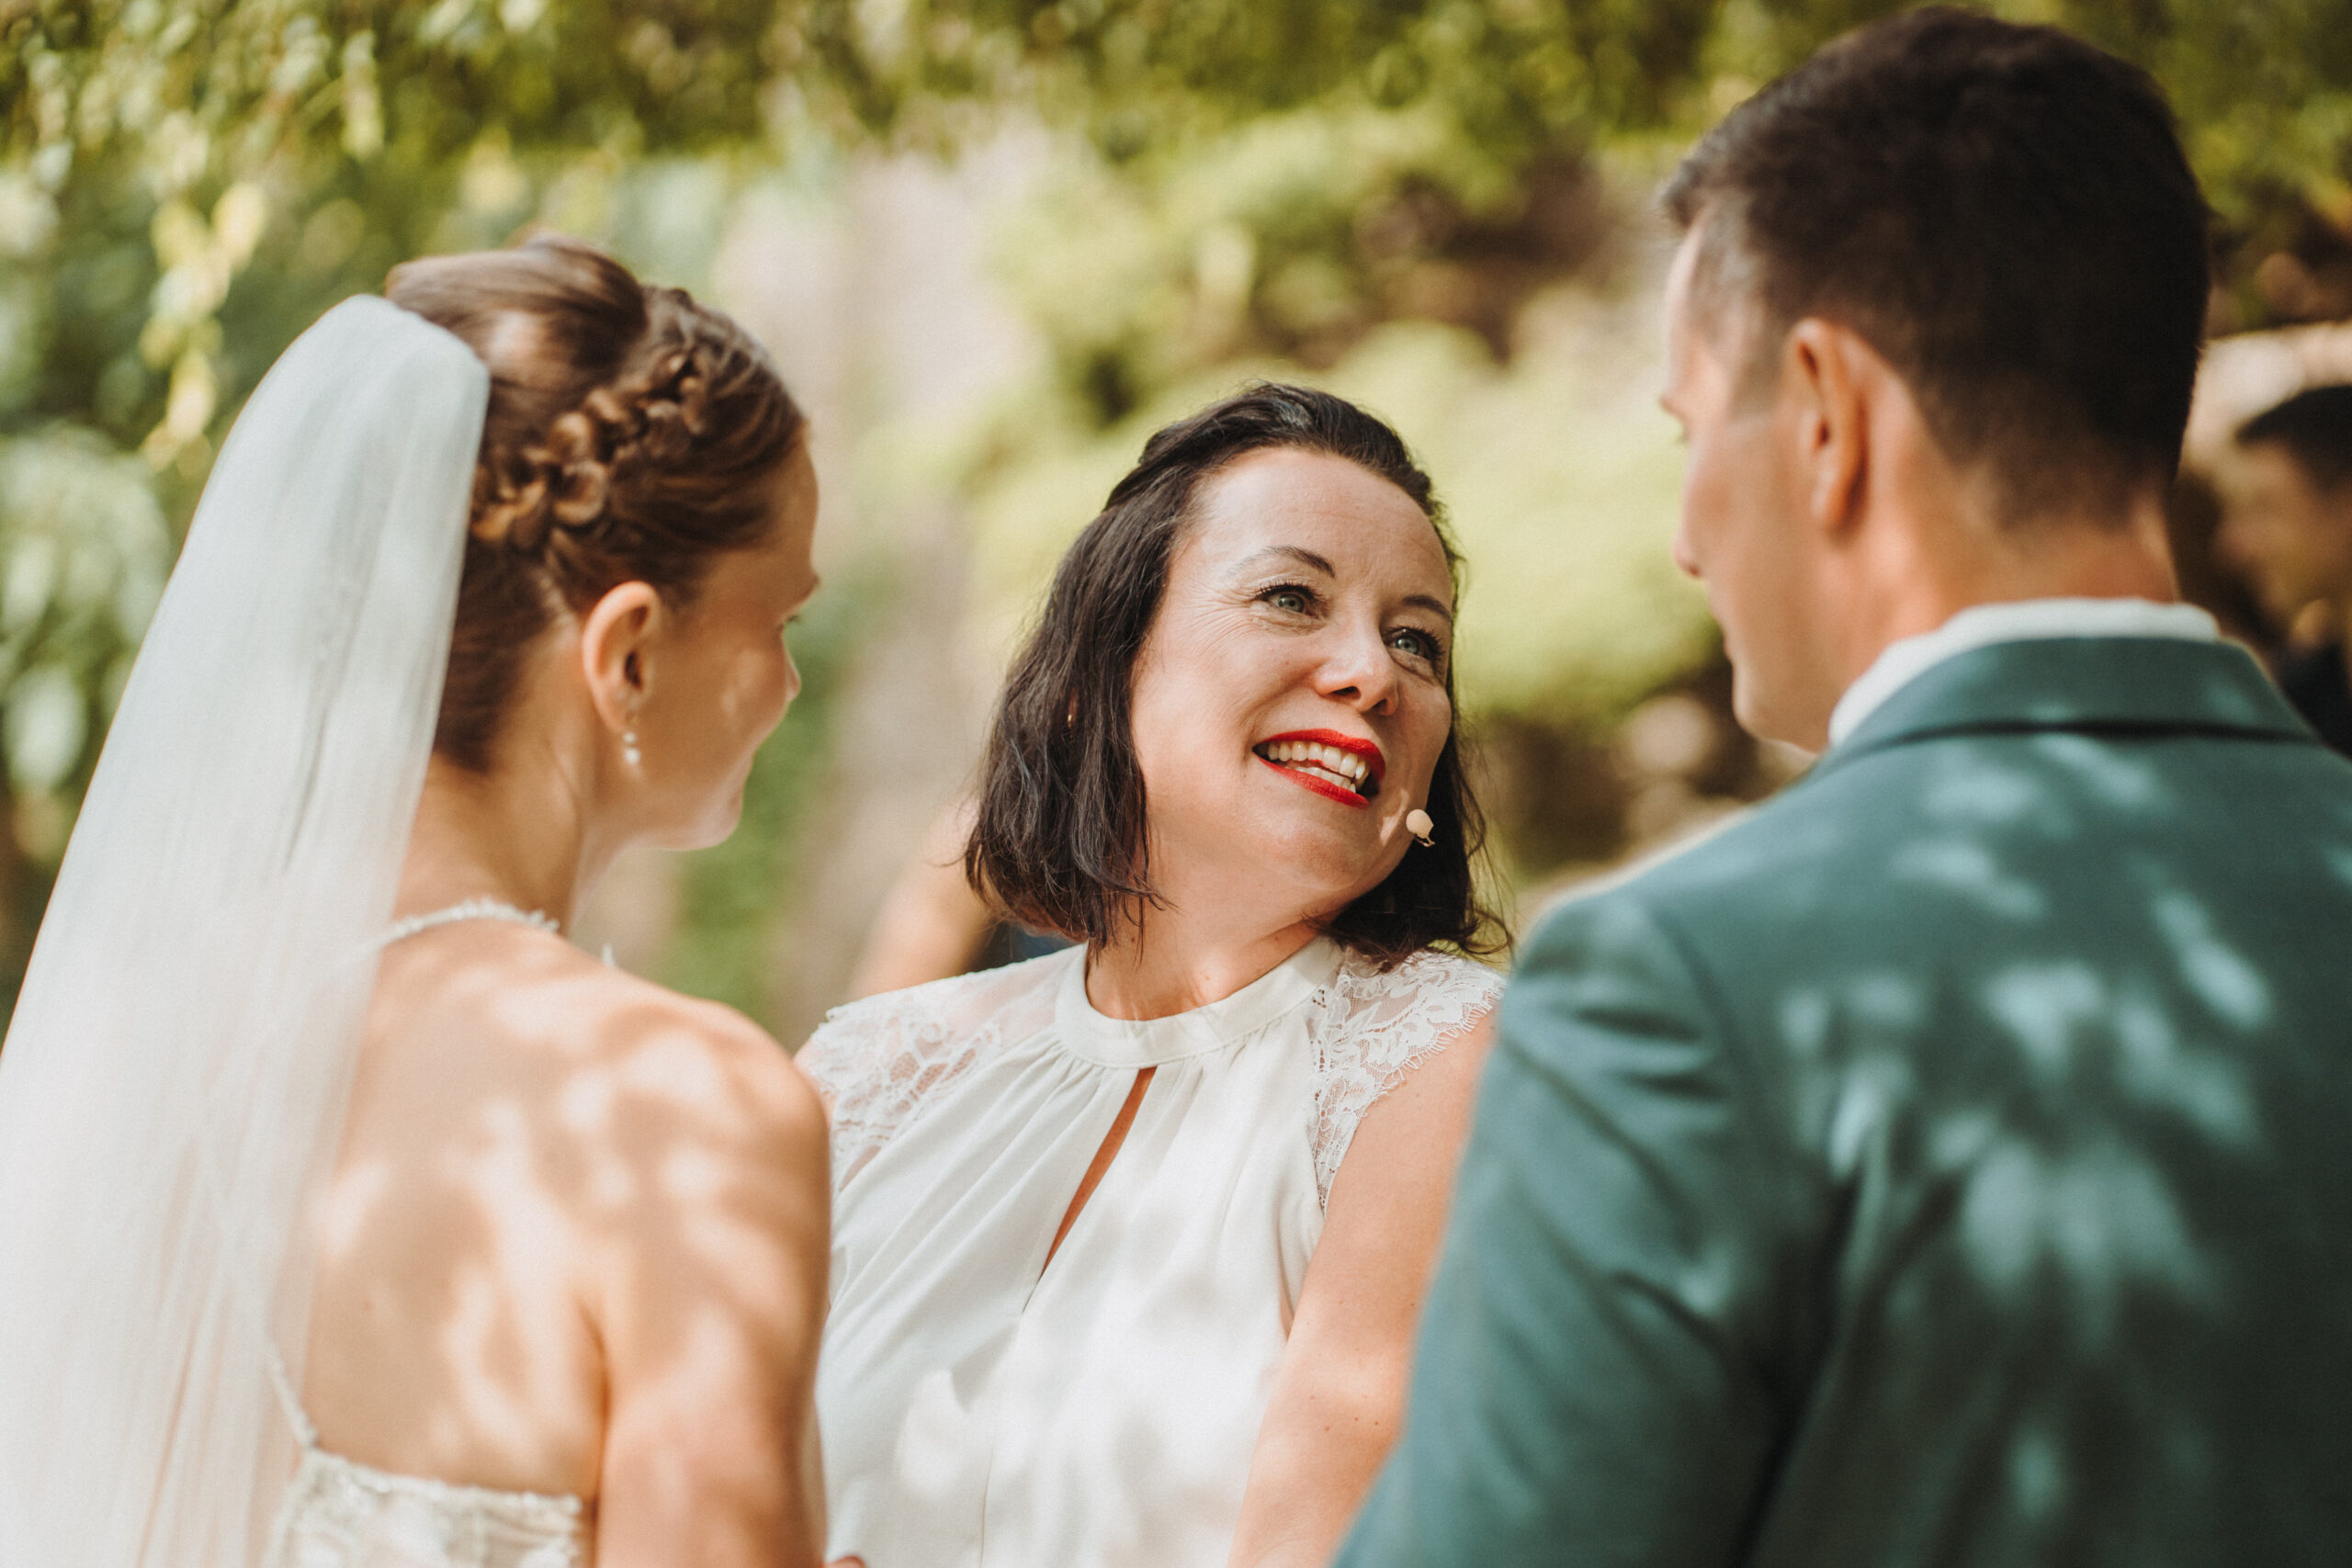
[578,581,663,737]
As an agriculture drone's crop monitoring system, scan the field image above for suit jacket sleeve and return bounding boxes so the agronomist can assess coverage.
[1337,891,1808,1567]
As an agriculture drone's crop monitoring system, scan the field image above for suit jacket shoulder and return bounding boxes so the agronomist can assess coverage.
[1471,635,2352,1565]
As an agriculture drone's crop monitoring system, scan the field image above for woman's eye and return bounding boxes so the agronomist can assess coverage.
[1264,587,1311,614]
[1389,627,1444,666]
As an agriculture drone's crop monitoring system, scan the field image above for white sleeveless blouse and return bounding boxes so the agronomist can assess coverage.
[798,937,1502,1568]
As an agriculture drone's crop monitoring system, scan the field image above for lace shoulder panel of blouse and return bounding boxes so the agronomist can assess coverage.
[797,953,1067,1187]
[1308,948,1506,1207]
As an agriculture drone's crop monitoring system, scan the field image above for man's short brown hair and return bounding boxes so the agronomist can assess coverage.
[1663,6,2211,525]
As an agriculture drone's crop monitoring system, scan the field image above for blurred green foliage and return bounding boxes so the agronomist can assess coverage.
[786,0,2352,319]
[789,0,1715,160]
[4,0,784,472]
[0,0,788,994]
[6,0,2352,1005]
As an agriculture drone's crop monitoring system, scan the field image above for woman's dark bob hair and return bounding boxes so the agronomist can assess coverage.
[965,382,1506,968]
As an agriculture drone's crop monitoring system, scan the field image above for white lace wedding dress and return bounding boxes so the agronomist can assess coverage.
[266,1428,587,1568]
[799,936,1503,1568]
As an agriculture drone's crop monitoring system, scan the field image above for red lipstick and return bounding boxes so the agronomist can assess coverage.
[1252,728,1384,810]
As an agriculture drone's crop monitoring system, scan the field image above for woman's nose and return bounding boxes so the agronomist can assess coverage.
[1314,625,1399,712]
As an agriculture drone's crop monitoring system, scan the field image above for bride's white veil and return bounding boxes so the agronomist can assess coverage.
[0,297,488,1563]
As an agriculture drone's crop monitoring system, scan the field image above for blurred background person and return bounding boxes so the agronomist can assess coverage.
[846,795,1070,998]
[844,797,999,996]
[2218,384,2352,754]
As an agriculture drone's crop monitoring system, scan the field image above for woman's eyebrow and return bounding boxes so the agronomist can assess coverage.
[1235,546,1454,622]
[1235,545,1336,577]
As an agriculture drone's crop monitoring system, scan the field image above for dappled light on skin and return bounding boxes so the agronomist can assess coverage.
[435,1092,583,1469]
[305,924,822,1529]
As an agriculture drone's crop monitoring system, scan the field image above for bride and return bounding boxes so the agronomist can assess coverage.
[0,237,832,1566]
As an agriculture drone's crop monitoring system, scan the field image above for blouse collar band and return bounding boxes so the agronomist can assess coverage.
[1053,938,1344,1067]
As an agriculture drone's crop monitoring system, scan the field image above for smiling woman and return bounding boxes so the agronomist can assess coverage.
[799,384,1508,1568]
[967,384,1499,965]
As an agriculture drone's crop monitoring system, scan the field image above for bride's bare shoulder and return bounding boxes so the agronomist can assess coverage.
[369,925,825,1182]
[319,927,827,1487]
[533,941,821,1160]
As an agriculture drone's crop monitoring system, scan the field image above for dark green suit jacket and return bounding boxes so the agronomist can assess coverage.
[1339,637,2352,1566]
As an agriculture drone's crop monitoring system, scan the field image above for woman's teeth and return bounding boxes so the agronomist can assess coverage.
[1256,739,1373,795]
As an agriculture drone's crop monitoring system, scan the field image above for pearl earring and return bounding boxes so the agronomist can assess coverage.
[622,729,642,768]
[1406,807,1435,848]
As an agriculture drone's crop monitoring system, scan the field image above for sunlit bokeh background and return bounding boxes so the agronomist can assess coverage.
[6,0,2352,1044]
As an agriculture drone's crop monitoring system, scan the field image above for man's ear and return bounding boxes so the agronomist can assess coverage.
[1784,317,1870,539]
[579,581,662,736]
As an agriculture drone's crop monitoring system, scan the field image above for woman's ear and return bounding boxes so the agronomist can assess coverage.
[579,581,662,736]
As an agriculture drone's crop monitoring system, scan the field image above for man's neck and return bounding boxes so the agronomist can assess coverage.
[1832,498,2180,711]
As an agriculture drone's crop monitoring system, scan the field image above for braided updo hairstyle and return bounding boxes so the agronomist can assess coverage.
[386,235,807,772]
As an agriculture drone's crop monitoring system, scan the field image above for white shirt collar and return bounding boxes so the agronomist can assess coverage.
[1826,597,2221,748]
